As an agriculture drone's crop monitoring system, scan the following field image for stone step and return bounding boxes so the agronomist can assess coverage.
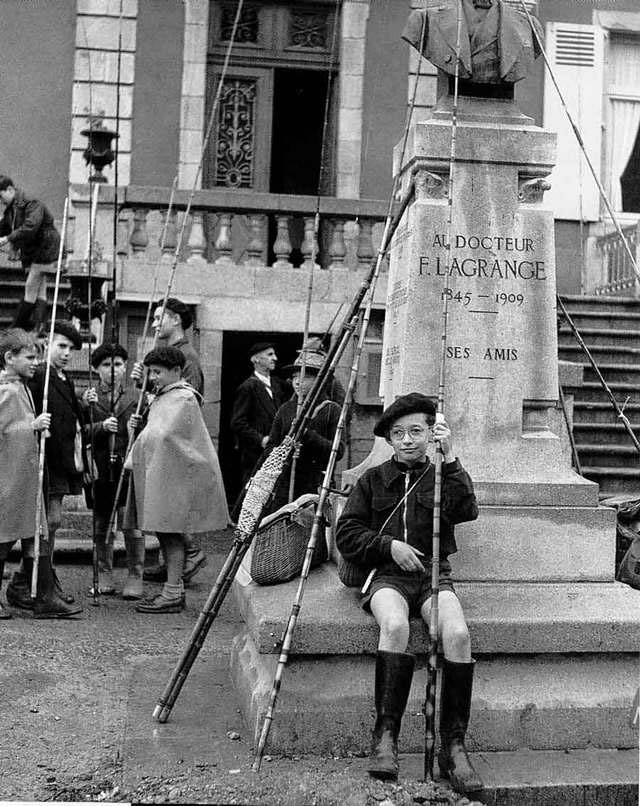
[572,401,640,425]
[573,422,640,446]
[231,631,637,754]
[582,466,640,495]
[573,382,640,405]
[576,444,640,468]
[559,343,640,365]
[8,530,160,560]
[560,309,640,331]
[559,326,640,348]
[232,567,640,656]
[582,364,640,385]
[561,294,640,314]
[404,748,638,806]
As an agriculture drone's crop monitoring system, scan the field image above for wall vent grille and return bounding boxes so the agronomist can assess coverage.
[556,28,596,67]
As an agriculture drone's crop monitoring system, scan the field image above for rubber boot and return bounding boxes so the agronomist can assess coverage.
[122,531,145,600]
[0,561,12,619]
[368,650,415,781]
[95,531,115,595]
[6,559,34,610]
[12,299,35,329]
[437,659,483,797]
[33,554,83,619]
[33,298,48,332]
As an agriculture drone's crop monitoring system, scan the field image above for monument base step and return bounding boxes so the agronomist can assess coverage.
[403,748,638,806]
[231,630,636,755]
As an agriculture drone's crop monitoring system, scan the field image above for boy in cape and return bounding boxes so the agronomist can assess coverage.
[125,346,229,613]
[0,329,82,618]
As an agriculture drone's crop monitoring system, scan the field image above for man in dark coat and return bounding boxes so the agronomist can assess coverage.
[402,0,543,87]
[0,176,61,331]
[7,320,84,610]
[231,342,288,484]
[264,350,343,514]
[336,393,481,795]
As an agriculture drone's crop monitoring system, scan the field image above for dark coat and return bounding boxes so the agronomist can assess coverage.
[336,458,478,571]
[231,375,288,478]
[265,394,344,513]
[0,189,61,268]
[29,364,84,484]
[81,384,139,480]
[402,0,542,84]
[172,337,204,399]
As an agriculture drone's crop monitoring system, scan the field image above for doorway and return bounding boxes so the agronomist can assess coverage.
[218,330,301,506]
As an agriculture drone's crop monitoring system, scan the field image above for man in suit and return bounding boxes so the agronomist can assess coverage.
[7,320,84,610]
[402,0,543,87]
[231,342,287,485]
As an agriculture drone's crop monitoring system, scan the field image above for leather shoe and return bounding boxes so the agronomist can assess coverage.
[0,601,12,619]
[182,549,207,582]
[136,593,185,614]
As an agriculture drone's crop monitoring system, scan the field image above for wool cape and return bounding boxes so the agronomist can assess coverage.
[125,381,228,533]
[0,375,40,543]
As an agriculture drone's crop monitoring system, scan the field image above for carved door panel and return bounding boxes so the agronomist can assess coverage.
[204,65,273,263]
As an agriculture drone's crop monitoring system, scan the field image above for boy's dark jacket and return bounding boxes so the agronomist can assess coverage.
[81,384,139,479]
[336,457,478,569]
[29,364,84,478]
[0,189,60,268]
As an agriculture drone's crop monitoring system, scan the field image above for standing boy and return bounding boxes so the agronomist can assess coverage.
[125,347,229,613]
[0,328,81,618]
[336,393,482,795]
[82,343,146,598]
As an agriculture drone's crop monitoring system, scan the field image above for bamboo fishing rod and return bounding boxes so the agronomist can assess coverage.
[31,198,70,598]
[288,0,343,503]
[424,0,463,783]
[104,0,247,544]
[152,183,415,725]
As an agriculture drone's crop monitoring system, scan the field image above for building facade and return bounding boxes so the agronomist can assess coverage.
[1,0,639,498]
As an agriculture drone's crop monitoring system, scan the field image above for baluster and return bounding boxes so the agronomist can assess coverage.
[272,215,293,269]
[301,216,320,270]
[214,213,234,266]
[117,211,129,258]
[187,212,207,262]
[161,209,177,255]
[245,214,264,267]
[356,218,374,268]
[328,219,347,270]
[129,209,148,256]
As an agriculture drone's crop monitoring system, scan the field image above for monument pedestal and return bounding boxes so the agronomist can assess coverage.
[229,94,637,795]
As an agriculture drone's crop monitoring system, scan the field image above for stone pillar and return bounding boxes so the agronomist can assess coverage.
[178,0,209,190]
[377,93,616,582]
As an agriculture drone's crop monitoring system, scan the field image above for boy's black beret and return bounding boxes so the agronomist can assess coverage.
[373,392,437,437]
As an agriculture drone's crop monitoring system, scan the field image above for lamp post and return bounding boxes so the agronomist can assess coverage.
[80,119,119,183]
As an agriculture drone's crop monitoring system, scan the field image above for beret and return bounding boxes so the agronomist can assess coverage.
[248,341,275,358]
[51,319,82,350]
[373,392,436,437]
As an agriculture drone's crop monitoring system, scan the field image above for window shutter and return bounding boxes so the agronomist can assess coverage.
[542,23,604,221]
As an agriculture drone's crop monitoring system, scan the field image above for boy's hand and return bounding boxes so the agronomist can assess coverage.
[432,418,454,462]
[83,387,98,405]
[130,362,144,383]
[102,416,118,433]
[390,540,425,572]
[32,413,51,433]
[128,413,143,433]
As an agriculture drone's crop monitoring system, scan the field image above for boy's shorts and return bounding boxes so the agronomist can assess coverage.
[361,560,455,616]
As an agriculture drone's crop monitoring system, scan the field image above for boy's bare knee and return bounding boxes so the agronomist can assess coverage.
[442,622,471,661]
[378,615,410,651]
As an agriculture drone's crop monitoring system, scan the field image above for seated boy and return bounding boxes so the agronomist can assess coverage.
[0,328,82,618]
[336,393,481,795]
[82,342,146,598]
[125,346,229,613]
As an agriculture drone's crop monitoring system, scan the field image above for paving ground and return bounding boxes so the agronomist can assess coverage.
[0,529,482,806]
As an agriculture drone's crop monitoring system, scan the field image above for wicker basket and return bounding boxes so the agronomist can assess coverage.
[251,497,328,586]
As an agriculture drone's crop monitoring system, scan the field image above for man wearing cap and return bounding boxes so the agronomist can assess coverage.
[336,393,481,795]
[231,342,287,485]
[264,349,344,514]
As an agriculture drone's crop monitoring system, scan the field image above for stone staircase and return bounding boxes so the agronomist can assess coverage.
[0,254,71,329]
[559,294,640,497]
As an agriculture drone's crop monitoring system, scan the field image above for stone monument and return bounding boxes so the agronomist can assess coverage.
[230,3,639,789]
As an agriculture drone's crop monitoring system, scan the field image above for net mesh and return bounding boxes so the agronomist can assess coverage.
[236,437,294,537]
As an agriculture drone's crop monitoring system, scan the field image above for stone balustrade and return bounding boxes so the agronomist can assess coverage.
[594,221,640,296]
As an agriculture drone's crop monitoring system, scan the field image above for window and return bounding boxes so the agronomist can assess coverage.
[607,34,640,213]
